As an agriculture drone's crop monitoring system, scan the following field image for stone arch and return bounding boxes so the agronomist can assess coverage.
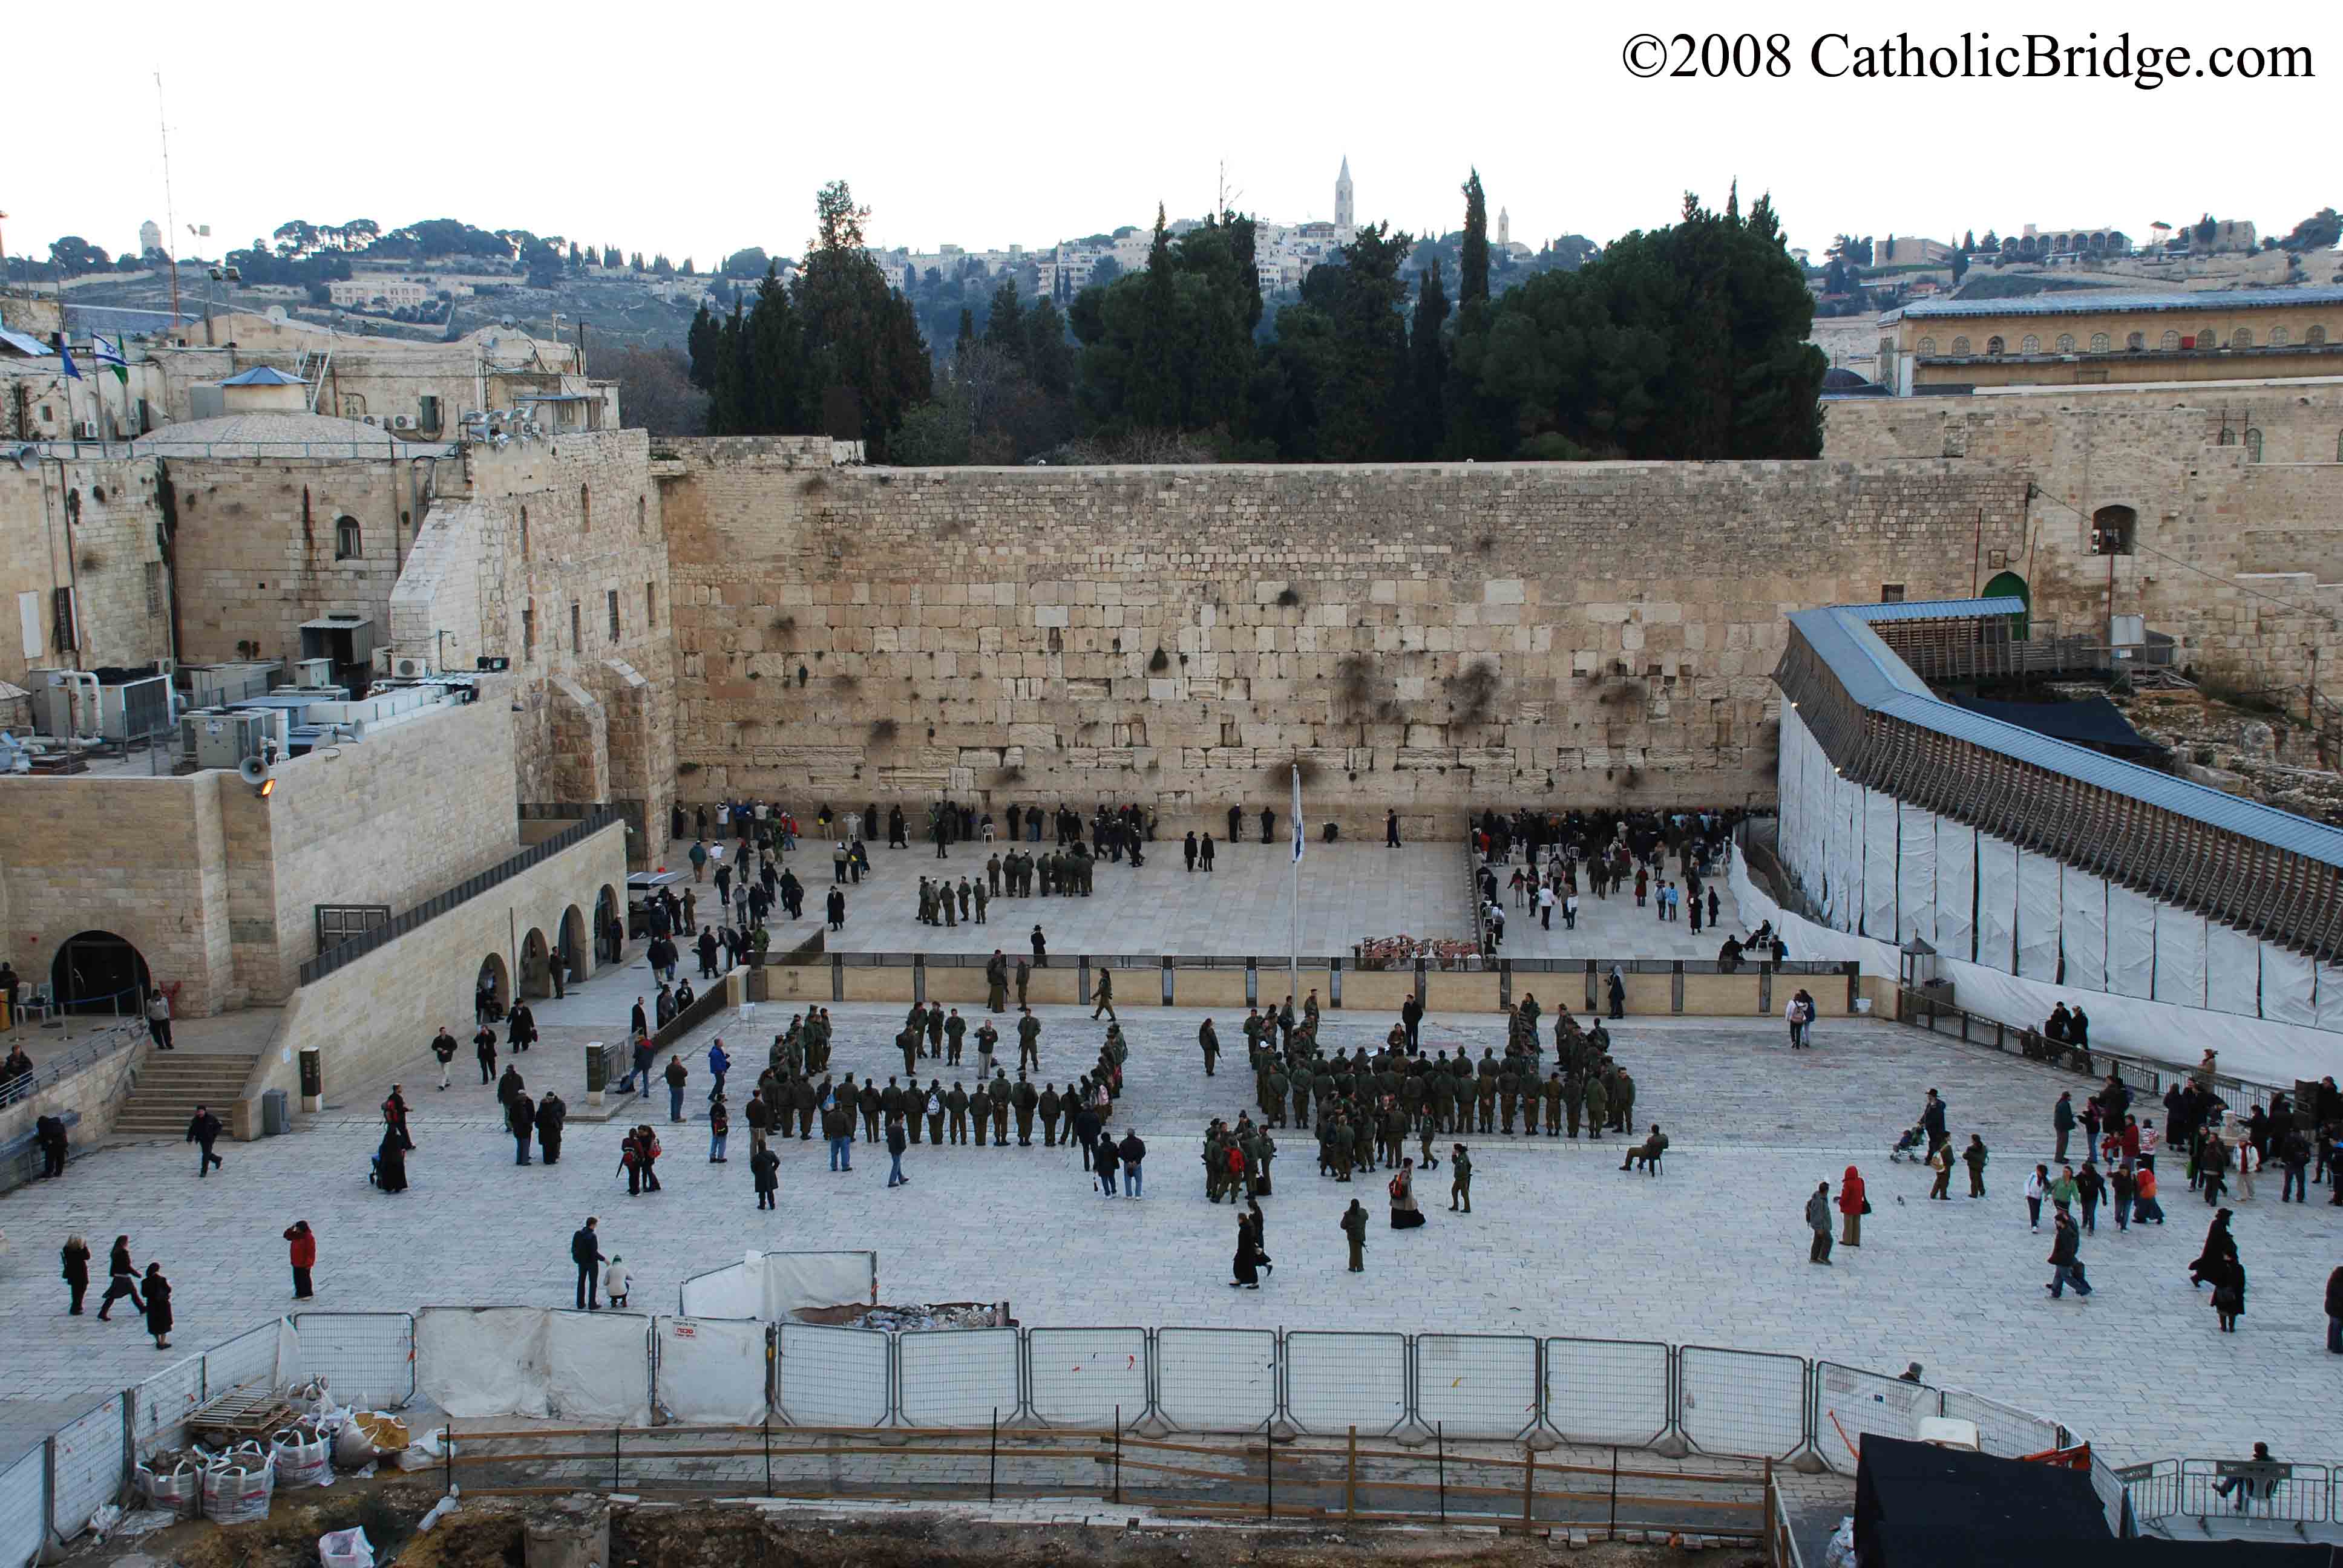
[2161,330,2180,350]
[519,928,553,999]
[2057,333,2076,353]
[2020,335,2040,353]
[2245,428,2264,463]
[1950,335,1972,356]
[2307,325,2327,345]
[559,903,589,985]
[1981,570,2030,641]
[2089,333,2111,353]
[597,883,624,963]
[2091,504,2137,557]
[2231,327,2253,348]
[2126,332,2145,351]
[335,515,362,560]
[1985,336,2005,356]
[476,951,511,1014]
[1918,336,1937,356]
[50,929,151,1016]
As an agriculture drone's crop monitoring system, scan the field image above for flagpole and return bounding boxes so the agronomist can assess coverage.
[1289,763,1302,1008]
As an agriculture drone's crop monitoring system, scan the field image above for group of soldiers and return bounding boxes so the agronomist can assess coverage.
[890,1000,1042,1075]
[913,847,1114,927]
[915,875,991,927]
[1201,990,1641,1187]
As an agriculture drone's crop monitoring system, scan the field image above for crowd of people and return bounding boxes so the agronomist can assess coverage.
[1472,809,1742,951]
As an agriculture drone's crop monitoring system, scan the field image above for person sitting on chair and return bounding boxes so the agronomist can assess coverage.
[1620,1123,1670,1172]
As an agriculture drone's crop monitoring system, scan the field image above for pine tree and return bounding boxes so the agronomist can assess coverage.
[955,308,976,362]
[981,279,1024,362]
[686,303,721,391]
[1460,170,1490,307]
[1409,261,1450,459]
[1129,205,1178,427]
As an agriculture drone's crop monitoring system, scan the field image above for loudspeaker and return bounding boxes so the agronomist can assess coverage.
[238,755,269,786]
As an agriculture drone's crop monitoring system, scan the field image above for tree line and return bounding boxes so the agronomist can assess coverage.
[684,172,1824,463]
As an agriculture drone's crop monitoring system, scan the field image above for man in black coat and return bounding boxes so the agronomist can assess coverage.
[35,1114,68,1178]
[571,1218,604,1309]
[509,1092,536,1165]
[185,1105,224,1178]
[1071,1103,1103,1171]
[537,1090,566,1164]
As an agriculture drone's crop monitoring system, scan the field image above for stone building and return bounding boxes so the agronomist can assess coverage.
[1877,286,2343,393]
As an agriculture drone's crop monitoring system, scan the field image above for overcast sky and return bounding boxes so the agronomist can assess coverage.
[8,1,2339,269]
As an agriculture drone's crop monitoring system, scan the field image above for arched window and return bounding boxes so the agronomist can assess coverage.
[2245,428,2264,462]
[2089,333,2111,353]
[2020,335,2040,353]
[1918,336,1937,356]
[2126,332,2145,351]
[2269,326,2289,347]
[1950,335,1972,356]
[1985,336,2005,356]
[2161,330,2180,350]
[2091,505,2137,556]
[580,483,591,531]
[636,497,646,535]
[2308,325,2328,345]
[2056,333,2076,353]
[2231,327,2253,348]
[2217,428,2236,446]
[334,516,362,560]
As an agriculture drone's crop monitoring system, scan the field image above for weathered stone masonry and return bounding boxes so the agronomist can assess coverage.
[659,446,2029,826]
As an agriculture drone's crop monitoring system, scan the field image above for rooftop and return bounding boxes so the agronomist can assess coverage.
[128,410,425,458]
[1883,284,2343,324]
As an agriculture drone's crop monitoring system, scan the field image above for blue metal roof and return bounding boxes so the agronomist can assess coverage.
[1791,603,2343,871]
[217,365,306,386]
[1838,597,2028,624]
[1881,284,2343,324]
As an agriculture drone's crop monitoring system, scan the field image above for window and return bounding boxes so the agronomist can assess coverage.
[519,505,529,558]
[522,603,536,659]
[607,589,621,642]
[644,582,657,628]
[2020,335,2040,353]
[2269,327,2289,347]
[1880,584,1906,603]
[2230,327,2252,348]
[570,603,581,654]
[145,563,163,617]
[2091,505,2136,555]
[2245,428,2264,462]
[1918,336,1937,356]
[637,497,646,535]
[2195,326,2214,348]
[2056,333,2076,353]
[2089,333,2111,353]
[2126,332,2145,351]
[580,483,591,531]
[333,515,362,560]
[2308,325,2328,345]
[1985,336,2005,356]
[2218,428,2236,445]
[1950,335,1972,356]
[2161,330,2180,350]
[51,586,74,652]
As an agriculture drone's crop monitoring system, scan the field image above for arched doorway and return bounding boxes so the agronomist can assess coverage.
[51,930,151,1016]
[475,953,511,1019]
[559,904,588,986]
[596,884,622,964]
[1982,570,2031,641]
[519,928,553,999]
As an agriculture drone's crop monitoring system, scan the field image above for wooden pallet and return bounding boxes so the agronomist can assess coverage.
[188,1387,296,1441]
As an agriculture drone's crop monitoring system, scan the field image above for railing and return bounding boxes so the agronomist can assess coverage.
[2123,1457,2339,1527]
[298,809,620,984]
[19,437,460,460]
[0,1019,144,1110]
[1765,1469,1807,1567]
[1890,986,2302,1107]
[1463,832,1492,957]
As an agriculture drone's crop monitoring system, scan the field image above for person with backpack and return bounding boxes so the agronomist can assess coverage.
[2046,1209,2092,1298]
[1389,1160,1424,1229]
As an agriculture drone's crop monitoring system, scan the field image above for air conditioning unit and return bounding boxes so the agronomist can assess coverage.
[393,414,411,430]
[291,658,335,688]
[75,420,100,440]
[362,416,379,426]
[393,656,436,678]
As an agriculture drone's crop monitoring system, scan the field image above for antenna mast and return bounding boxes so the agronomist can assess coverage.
[157,72,181,327]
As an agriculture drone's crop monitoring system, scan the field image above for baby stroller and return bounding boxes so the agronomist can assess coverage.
[1889,1124,1929,1163]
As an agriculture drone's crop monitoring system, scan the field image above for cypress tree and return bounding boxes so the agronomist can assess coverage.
[1459,170,1490,307]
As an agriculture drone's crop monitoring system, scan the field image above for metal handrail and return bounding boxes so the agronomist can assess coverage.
[0,1019,144,1109]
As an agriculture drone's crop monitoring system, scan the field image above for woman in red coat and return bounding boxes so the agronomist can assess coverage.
[283,1221,316,1299]
[1838,1166,1867,1247]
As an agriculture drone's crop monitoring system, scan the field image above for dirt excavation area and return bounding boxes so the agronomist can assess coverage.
[79,1481,1763,1568]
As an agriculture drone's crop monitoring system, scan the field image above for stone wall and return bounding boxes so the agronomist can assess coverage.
[658,446,2030,825]
[0,458,173,693]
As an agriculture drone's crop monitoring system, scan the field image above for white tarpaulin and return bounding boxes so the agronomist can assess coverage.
[416,1308,549,1419]
[546,1311,652,1425]
[2106,884,2157,999]
[1863,791,1899,941]
[1896,806,1936,946]
[1975,836,2018,973]
[1731,855,2343,1086]
[2015,852,2062,982]
[2060,871,2108,993]
[2204,924,2261,1018]
[1935,821,1975,962]
[677,1258,761,1320]
[1820,769,1849,929]
[1778,707,1807,885]
[654,1317,769,1425]
[2263,946,2319,1026]
[2319,965,2343,1033]
[2153,904,2207,1009]
[763,1252,876,1321]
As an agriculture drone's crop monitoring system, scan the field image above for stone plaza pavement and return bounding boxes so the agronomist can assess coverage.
[656,834,1746,962]
[0,985,2336,1472]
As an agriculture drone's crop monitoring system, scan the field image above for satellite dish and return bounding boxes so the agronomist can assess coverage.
[266,305,289,324]
[238,755,270,785]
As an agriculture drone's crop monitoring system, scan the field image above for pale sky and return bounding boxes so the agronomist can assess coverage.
[7,1,2339,270]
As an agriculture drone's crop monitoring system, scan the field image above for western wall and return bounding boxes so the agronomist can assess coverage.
[658,442,2030,828]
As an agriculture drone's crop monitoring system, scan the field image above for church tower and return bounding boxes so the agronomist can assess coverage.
[1498,206,1510,247]
[1335,157,1354,232]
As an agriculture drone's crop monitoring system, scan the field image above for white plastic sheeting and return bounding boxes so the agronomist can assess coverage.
[2263,947,2319,1027]
[2205,924,2261,1018]
[2014,853,2062,982]
[1974,837,2018,972]
[1896,806,1937,946]
[1837,778,1863,934]
[653,1317,768,1425]
[1863,791,1899,941]
[2320,965,2343,1034]
[416,1308,549,1419]
[2060,871,2108,993]
[1935,822,1976,962]
[546,1311,651,1425]
[2106,885,2157,999]
[675,1250,876,1321]
[1732,855,2343,1086]
[2153,905,2207,1010]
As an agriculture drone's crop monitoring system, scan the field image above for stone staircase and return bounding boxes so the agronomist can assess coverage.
[110,1050,260,1140]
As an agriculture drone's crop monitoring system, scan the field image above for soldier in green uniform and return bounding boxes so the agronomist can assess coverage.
[1584,1074,1609,1142]
[926,1005,946,1058]
[1614,1069,1636,1134]
[1418,1114,1439,1170]
[1204,1122,1228,1201]
[916,880,936,925]
[1381,1104,1406,1169]
[1012,1074,1038,1145]
[1498,1059,1520,1134]
[1039,1083,1062,1146]
[1017,1008,1041,1071]
[942,881,957,926]
[1564,1072,1584,1138]
[989,1073,1011,1144]
[949,1081,971,1145]
[1331,1116,1356,1181]
[1291,1068,1312,1130]
[1342,1200,1369,1272]
[1475,1068,1498,1135]
[858,1079,882,1143]
[880,1077,905,1135]
[792,1074,816,1140]
[925,1080,945,1145]
[957,878,974,923]
[1542,1071,1563,1136]
[944,1009,966,1065]
[1449,1144,1473,1213]
[1265,1065,1289,1128]
[1199,1017,1220,1077]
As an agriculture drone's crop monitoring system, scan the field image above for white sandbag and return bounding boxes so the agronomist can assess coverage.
[202,1445,275,1526]
[136,1460,200,1520]
[272,1426,333,1489]
[319,1526,376,1568]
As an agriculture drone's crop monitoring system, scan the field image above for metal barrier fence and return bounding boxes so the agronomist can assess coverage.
[292,1312,416,1408]
[0,1451,44,1568]
[2131,1459,2336,1527]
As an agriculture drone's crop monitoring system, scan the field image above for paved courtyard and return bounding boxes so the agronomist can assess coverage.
[3,967,2336,1474]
